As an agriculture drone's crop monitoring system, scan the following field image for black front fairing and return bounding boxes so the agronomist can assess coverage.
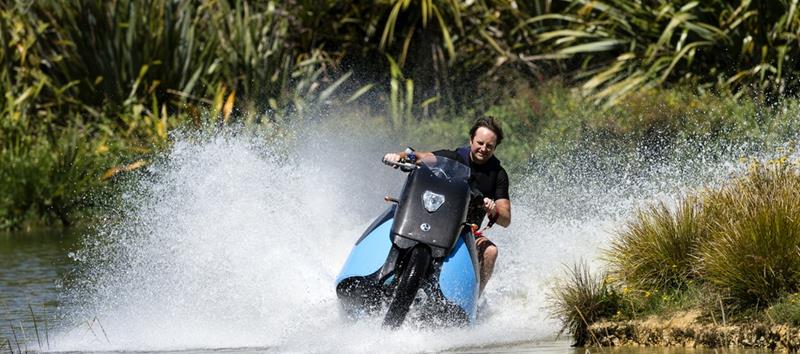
[336,156,479,326]
[390,159,471,255]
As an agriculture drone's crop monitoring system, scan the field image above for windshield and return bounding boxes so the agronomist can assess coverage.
[419,155,470,182]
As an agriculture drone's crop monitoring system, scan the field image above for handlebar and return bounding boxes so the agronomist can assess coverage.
[384,159,418,171]
[487,213,497,228]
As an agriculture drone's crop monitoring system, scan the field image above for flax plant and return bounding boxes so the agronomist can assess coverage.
[0,123,121,229]
[335,0,552,116]
[21,0,341,119]
[528,0,800,104]
[0,0,349,228]
[388,56,415,128]
[379,0,463,65]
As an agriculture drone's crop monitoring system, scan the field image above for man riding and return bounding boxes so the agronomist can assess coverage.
[382,116,511,295]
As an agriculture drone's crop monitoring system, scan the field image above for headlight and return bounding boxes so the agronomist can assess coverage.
[422,190,445,212]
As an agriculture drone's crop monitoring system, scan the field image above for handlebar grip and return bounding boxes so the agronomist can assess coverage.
[386,160,418,170]
[481,201,497,228]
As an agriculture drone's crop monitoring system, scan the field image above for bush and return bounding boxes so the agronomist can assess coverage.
[699,160,800,308]
[530,0,800,104]
[603,157,800,311]
[607,197,704,291]
[558,155,800,331]
[548,261,621,347]
[0,123,125,229]
[768,293,800,326]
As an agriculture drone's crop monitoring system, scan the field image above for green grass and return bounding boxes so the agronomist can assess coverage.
[607,197,704,291]
[550,156,800,343]
[767,293,800,326]
[615,281,710,320]
[699,160,800,308]
[548,261,621,346]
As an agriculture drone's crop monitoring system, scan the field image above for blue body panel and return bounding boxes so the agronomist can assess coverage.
[438,234,479,323]
[336,219,393,285]
[336,206,479,325]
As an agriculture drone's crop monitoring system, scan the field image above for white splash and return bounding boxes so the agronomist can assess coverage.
[51,122,794,353]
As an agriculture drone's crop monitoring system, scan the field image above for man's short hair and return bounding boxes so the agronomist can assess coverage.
[469,116,504,145]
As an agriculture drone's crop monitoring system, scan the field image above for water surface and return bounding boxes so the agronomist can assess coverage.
[0,229,80,349]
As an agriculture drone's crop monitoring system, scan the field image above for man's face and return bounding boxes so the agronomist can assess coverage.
[469,127,498,164]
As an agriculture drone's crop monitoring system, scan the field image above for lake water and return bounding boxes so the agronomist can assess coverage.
[0,229,80,351]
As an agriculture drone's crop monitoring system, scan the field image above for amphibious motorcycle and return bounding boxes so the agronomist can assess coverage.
[335,155,481,328]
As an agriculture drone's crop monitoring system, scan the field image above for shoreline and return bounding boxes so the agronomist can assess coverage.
[587,312,800,351]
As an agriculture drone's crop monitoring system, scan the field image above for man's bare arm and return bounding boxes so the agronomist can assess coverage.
[494,198,511,227]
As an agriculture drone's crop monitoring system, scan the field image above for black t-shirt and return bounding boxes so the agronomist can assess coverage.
[433,147,510,226]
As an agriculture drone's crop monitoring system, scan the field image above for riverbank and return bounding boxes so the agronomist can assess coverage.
[548,154,800,350]
[588,311,800,352]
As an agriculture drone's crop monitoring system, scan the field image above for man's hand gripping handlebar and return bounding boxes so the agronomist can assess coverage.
[467,198,497,237]
[382,154,418,171]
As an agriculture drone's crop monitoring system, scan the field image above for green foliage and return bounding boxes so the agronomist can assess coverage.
[6,0,344,120]
[768,293,800,326]
[0,123,124,229]
[5,0,800,127]
[387,56,415,129]
[604,281,709,322]
[0,0,354,229]
[549,162,800,346]
[607,198,704,291]
[699,160,800,308]
[587,156,800,328]
[482,81,799,171]
[548,261,621,346]
[321,0,556,116]
[530,0,800,104]
[4,0,800,230]
[549,155,800,345]
[378,0,462,63]
[400,81,800,175]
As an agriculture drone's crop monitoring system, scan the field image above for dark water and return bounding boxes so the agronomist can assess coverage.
[0,229,80,348]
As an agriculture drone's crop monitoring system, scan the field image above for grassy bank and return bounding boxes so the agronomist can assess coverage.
[550,157,800,346]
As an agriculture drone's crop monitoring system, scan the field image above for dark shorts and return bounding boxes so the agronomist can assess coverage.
[475,235,496,265]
